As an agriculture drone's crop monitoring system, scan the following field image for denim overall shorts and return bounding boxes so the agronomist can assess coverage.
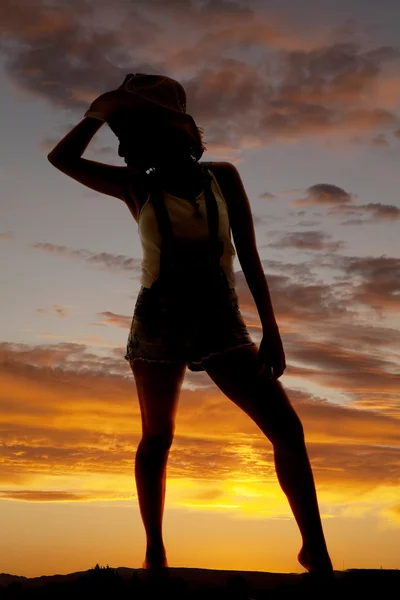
[124,164,255,372]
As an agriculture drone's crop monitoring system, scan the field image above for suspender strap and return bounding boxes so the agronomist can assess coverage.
[147,170,173,279]
[148,170,174,243]
[147,164,224,276]
[202,166,223,256]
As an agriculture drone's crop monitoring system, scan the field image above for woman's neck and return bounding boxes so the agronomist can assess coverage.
[155,160,203,195]
[156,158,200,178]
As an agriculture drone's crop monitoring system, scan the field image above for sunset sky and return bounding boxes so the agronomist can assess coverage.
[1,0,399,578]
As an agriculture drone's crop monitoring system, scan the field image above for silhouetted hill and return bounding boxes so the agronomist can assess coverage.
[0,574,28,587]
[0,565,398,599]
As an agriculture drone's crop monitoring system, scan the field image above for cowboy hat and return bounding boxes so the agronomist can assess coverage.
[86,73,205,159]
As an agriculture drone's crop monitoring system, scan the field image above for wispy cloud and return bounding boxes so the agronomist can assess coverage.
[259,191,277,200]
[30,242,142,273]
[357,203,400,220]
[336,255,400,313]
[267,230,344,252]
[35,304,75,318]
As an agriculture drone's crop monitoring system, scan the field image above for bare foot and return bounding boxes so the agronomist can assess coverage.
[298,543,334,577]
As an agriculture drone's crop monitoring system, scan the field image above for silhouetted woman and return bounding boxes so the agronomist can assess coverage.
[48,73,333,579]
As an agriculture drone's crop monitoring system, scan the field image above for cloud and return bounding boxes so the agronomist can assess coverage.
[267,230,344,252]
[305,441,400,488]
[337,255,400,313]
[0,232,13,240]
[30,242,142,273]
[293,183,354,206]
[360,203,400,220]
[329,201,400,222]
[0,0,75,41]
[289,184,399,223]
[259,191,277,199]
[0,341,399,501]
[234,269,349,326]
[0,490,88,502]
[35,304,73,318]
[288,339,400,398]
[1,2,400,152]
[94,311,131,329]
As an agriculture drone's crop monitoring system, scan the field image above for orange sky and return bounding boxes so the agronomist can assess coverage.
[1,0,399,578]
[1,336,399,576]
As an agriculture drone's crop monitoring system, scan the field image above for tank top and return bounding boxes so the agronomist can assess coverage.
[134,167,236,289]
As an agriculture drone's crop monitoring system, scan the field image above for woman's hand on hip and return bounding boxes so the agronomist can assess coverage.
[257,324,286,380]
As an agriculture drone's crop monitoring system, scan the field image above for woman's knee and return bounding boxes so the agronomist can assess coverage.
[268,409,305,451]
[255,380,305,448]
[140,430,174,453]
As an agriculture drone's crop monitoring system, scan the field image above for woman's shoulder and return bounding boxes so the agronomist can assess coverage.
[203,161,240,209]
[202,160,235,176]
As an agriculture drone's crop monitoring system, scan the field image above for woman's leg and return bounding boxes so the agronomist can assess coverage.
[202,344,333,574]
[131,358,187,569]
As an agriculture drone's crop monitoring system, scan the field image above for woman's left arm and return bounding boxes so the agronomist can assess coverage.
[213,162,286,378]
[214,163,277,330]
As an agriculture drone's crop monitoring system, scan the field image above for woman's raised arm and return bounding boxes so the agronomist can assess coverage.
[47,116,130,202]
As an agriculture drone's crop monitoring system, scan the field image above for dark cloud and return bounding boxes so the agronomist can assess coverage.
[267,230,344,252]
[281,252,400,315]
[306,442,400,488]
[0,0,156,109]
[321,320,400,351]
[290,184,399,223]
[328,201,400,221]
[202,41,400,141]
[294,183,354,206]
[1,2,399,150]
[234,269,350,325]
[288,339,399,395]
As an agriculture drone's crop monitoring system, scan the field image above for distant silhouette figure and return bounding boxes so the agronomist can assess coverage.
[48,73,333,580]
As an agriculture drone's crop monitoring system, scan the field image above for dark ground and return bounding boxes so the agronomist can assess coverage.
[0,565,398,599]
